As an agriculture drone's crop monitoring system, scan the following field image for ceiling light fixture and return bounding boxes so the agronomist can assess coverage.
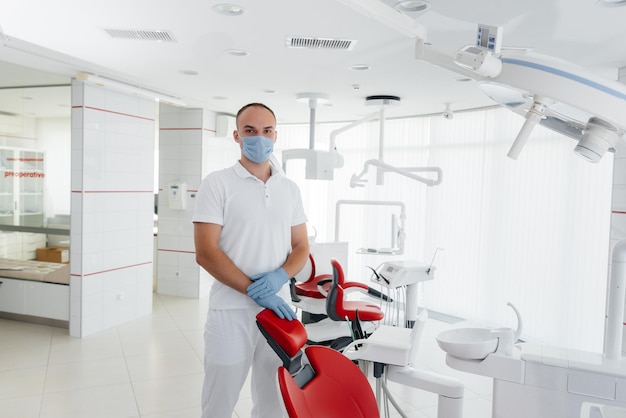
[348,64,371,71]
[178,69,198,76]
[224,49,249,57]
[212,4,245,15]
[394,0,431,13]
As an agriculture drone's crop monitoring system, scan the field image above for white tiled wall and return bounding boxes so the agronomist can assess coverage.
[157,104,216,298]
[70,80,156,337]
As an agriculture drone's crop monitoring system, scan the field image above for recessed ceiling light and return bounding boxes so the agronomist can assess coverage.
[394,0,431,13]
[348,64,371,71]
[224,49,249,57]
[212,4,245,15]
[178,69,199,76]
[212,96,228,100]
[262,89,276,94]
[455,77,473,82]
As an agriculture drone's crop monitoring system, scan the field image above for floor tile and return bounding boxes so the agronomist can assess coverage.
[40,383,139,418]
[44,357,131,393]
[131,372,203,416]
[0,366,47,399]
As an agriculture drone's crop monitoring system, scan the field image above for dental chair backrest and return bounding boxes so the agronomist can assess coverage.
[326,258,385,322]
[256,308,380,418]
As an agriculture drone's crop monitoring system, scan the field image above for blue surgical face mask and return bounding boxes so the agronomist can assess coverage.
[242,135,274,163]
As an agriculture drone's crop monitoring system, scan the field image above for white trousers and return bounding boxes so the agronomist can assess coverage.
[201,308,283,418]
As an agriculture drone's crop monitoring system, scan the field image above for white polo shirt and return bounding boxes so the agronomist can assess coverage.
[192,161,307,309]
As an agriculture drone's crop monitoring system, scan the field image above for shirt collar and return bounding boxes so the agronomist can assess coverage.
[233,161,282,181]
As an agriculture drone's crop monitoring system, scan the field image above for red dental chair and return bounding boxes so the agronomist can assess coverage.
[292,257,386,349]
[290,254,390,303]
[256,308,379,418]
[326,258,385,322]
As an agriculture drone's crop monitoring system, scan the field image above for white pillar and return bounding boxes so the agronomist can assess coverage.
[70,79,155,337]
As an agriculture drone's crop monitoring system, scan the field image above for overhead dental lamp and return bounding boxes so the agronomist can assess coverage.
[450,24,626,162]
[281,93,344,180]
[476,53,626,161]
[574,117,623,163]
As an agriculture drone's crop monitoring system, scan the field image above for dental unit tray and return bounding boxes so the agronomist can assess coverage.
[372,260,434,288]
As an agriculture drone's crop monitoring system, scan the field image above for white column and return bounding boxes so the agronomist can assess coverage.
[70,79,155,337]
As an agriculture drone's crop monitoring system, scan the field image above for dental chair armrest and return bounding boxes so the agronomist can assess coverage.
[316,279,332,297]
[289,278,301,303]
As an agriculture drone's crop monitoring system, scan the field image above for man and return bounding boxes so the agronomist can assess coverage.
[193,102,309,417]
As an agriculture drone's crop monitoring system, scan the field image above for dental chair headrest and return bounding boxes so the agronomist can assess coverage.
[256,309,310,376]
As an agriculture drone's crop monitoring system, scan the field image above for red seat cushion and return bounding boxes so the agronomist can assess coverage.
[294,273,332,299]
[278,345,379,418]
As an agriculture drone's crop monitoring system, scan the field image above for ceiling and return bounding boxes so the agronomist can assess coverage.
[1,0,626,125]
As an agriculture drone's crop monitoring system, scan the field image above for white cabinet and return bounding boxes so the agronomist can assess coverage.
[0,277,69,321]
[0,147,44,227]
[24,281,69,320]
[0,278,25,314]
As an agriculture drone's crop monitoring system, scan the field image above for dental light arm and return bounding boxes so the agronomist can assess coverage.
[506,97,551,160]
[329,112,379,154]
[350,159,443,188]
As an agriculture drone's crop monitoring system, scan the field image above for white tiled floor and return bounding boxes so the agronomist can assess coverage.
[0,294,493,417]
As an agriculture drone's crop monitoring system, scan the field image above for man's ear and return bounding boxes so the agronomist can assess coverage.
[233,130,241,143]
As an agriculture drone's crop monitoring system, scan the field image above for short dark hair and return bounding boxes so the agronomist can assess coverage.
[235,103,276,128]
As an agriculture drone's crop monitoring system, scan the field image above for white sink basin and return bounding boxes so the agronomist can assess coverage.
[436,327,498,360]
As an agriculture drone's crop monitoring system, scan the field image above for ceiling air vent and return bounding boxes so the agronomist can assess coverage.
[286,37,357,51]
[102,28,177,42]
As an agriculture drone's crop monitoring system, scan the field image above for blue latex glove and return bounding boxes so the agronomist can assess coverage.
[246,267,289,300]
[253,293,297,320]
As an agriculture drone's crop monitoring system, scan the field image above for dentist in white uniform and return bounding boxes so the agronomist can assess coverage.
[193,102,309,417]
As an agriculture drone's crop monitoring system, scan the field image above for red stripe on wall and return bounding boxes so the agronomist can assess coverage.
[71,261,153,277]
[73,105,155,121]
[158,249,196,254]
